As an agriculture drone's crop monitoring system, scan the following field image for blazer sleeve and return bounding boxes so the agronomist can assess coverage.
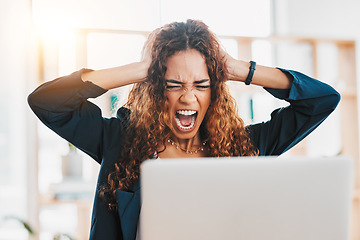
[247,68,341,156]
[27,69,125,164]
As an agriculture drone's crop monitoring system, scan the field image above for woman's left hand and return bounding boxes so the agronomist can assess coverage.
[220,47,292,89]
[220,47,248,82]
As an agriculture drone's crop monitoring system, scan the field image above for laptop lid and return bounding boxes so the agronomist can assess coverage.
[140,156,353,240]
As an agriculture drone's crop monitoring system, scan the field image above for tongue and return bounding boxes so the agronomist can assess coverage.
[178,114,193,127]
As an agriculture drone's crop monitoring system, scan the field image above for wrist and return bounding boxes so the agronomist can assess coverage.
[227,59,249,82]
[245,61,256,85]
[136,61,150,82]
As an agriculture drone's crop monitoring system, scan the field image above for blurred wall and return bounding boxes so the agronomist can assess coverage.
[274,0,360,158]
[0,0,38,238]
[274,0,360,39]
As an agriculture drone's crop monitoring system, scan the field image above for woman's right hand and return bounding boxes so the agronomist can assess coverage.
[81,29,162,90]
[141,28,161,68]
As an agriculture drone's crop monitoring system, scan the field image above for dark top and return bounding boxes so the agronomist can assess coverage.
[28,68,340,240]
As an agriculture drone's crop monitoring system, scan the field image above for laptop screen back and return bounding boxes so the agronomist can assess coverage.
[140,156,353,240]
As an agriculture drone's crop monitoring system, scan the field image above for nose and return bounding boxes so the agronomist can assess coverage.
[179,89,197,104]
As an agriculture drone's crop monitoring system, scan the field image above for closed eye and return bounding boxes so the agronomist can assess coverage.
[166,85,182,89]
[195,85,210,90]
[165,79,210,92]
[166,85,182,92]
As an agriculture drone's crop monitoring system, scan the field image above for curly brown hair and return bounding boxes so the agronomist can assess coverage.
[101,19,258,210]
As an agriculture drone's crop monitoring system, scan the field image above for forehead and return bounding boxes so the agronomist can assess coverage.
[164,49,209,82]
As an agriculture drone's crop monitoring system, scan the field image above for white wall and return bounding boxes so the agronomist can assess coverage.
[274,0,360,158]
[274,0,360,39]
[0,0,37,239]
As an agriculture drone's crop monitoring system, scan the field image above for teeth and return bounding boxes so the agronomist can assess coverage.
[175,115,196,130]
[176,110,197,115]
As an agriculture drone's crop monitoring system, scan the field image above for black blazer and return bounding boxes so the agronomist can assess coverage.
[28,68,340,240]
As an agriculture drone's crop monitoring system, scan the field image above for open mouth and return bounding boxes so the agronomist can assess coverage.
[175,110,198,131]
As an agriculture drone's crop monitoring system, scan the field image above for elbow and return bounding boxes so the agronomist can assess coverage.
[321,83,341,113]
[330,90,341,112]
[27,90,46,115]
[308,89,341,116]
[27,91,36,110]
[27,90,41,112]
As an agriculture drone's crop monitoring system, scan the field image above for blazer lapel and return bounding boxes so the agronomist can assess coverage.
[116,179,141,240]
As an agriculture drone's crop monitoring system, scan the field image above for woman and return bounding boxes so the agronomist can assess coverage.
[28,19,340,240]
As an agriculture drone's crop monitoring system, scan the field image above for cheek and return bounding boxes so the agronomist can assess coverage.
[203,92,211,110]
[161,99,172,127]
[165,94,176,112]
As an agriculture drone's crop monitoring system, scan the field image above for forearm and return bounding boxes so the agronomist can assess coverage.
[249,69,340,155]
[81,61,149,90]
[28,69,114,163]
[226,59,292,89]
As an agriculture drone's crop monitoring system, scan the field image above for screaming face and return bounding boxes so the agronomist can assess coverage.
[164,49,211,140]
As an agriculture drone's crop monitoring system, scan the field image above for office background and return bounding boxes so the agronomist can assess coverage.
[0,0,359,239]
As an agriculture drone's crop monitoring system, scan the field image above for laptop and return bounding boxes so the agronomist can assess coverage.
[140,156,353,240]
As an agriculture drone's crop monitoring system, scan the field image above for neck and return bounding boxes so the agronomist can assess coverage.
[157,133,208,158]
[171,134,203,152]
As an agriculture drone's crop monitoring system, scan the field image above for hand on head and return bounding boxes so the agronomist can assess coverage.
[141,28,161,67]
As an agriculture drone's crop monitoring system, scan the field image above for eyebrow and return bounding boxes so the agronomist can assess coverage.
[165,79,210,84]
